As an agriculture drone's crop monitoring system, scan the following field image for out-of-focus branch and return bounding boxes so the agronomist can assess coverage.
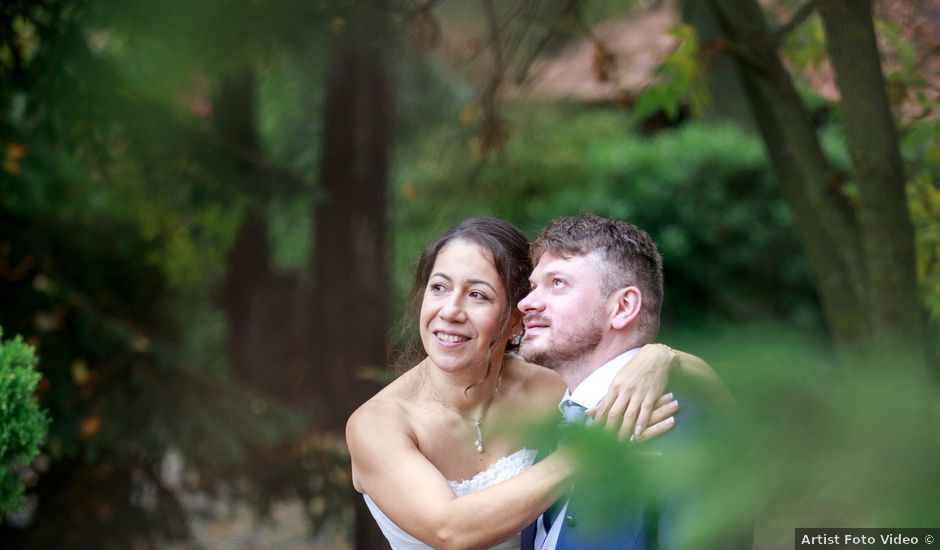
[771,0,821,44]
[512,0,584,84]
[478,0,507,156]
[393,0,447,21]
[482,0,506,76]
[502,0,541,71]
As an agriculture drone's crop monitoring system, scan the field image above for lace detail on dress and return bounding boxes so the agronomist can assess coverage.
[448,448,538,497]
[364,449,536,549]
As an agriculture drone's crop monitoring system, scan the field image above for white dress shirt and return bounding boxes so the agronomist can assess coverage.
[533,347,642,550]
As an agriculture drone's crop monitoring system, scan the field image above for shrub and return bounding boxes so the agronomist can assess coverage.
[0,327,48,514]
[392,109,821,330]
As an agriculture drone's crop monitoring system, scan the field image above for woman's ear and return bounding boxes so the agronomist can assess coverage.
[507,311,524,343]
[610,286,642,331]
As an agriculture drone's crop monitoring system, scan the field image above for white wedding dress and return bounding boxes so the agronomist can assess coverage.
[363,448,538,550]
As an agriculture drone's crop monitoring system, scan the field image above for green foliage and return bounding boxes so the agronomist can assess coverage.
[0,328,48,514]
[633,24,707,122]
[3,0,935,545]
[0,1,332,545]
[782,14,827,73]
[393,108,819,330]
[560,325,940,546]
[897,91,940,349]
[909,172,940,322]
[875,19,929,116]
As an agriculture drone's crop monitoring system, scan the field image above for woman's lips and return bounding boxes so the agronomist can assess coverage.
[434,331,470,346]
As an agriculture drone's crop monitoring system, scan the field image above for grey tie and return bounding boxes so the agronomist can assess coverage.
[559,399,590,427]
[546,400,588,530]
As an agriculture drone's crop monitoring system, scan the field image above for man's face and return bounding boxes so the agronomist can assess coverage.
[518,252,609,370]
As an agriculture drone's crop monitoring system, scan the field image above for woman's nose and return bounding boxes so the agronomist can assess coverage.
[438,296,466,322]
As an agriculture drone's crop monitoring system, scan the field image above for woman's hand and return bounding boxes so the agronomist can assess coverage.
[631,393,678,443]
[587,343,678,440]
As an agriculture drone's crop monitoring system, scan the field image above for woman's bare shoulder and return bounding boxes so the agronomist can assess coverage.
[496,356,565,445]
[506,355,563,385]
[503,355,565,403]
[346,369,419,447]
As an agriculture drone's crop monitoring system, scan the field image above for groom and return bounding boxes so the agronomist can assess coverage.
[518,214,749,549]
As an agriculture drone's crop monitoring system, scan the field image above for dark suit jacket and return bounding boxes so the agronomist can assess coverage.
[521,382,751,550]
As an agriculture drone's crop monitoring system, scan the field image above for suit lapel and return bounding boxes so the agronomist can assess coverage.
[521,518,537,550]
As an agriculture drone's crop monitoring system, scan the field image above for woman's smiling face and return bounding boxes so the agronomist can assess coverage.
[419,239,510,375]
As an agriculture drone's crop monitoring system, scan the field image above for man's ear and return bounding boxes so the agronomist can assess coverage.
[610,286,642,330]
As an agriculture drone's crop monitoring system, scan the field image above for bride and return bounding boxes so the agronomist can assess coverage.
[347,217,713,549]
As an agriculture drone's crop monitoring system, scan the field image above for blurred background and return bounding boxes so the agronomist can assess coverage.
[1,0,938,548]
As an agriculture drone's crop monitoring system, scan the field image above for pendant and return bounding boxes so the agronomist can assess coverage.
[473,420,484,453]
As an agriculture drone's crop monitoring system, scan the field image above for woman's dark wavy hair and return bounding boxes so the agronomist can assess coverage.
[392,217,532,375]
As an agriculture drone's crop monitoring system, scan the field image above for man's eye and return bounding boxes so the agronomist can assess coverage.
[552,278,565,288]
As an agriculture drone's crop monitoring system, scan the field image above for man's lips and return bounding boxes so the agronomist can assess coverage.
[523,316,550,331]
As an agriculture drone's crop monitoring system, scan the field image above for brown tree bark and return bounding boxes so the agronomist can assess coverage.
[701,0,925,367]
[216,71,309,399]
[309,14,391,550]
[708,0,868,358]
[679,0,755,128]
[216,71,272,390]
[818,0,924,364]
[309,28,389,435]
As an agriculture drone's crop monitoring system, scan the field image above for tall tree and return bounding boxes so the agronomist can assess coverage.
[0,2,316,545]
[307,7,392,548]
[459,0,927,365]
[216,70,311,401]
[699,0,924,366]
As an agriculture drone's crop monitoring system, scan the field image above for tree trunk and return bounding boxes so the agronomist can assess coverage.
[309,25,389,433]
[707,0,868,359]
[818,0,924,366]
[679,0,755,128]
[217,71,271,390]
[309,14,391,550]
[702,0,925,367]
[216,71,309,399]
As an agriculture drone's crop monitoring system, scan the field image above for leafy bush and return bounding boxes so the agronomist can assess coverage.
[0,328,48,514]
[548,324,939,547]
[392,108,821,331]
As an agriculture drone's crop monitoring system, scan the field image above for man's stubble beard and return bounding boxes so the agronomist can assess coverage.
[520,311,605,374]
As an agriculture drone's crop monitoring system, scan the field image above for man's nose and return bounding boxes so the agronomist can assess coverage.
[518,288,542,313]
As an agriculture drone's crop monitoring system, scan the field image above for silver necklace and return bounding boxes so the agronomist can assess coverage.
[421,360,504,453]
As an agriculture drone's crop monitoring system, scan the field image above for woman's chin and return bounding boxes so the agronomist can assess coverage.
[426,352,486,375]
[428,358,468,373]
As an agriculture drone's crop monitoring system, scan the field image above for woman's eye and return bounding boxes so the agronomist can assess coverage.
[469,290,490,301]
[429,283,446,292]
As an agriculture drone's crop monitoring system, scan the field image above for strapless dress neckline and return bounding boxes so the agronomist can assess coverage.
[363,448,538,550]
[448,448,538,496]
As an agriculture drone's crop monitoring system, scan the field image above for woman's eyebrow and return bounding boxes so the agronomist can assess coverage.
[431,273,497,293]
[466,279,497,293]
